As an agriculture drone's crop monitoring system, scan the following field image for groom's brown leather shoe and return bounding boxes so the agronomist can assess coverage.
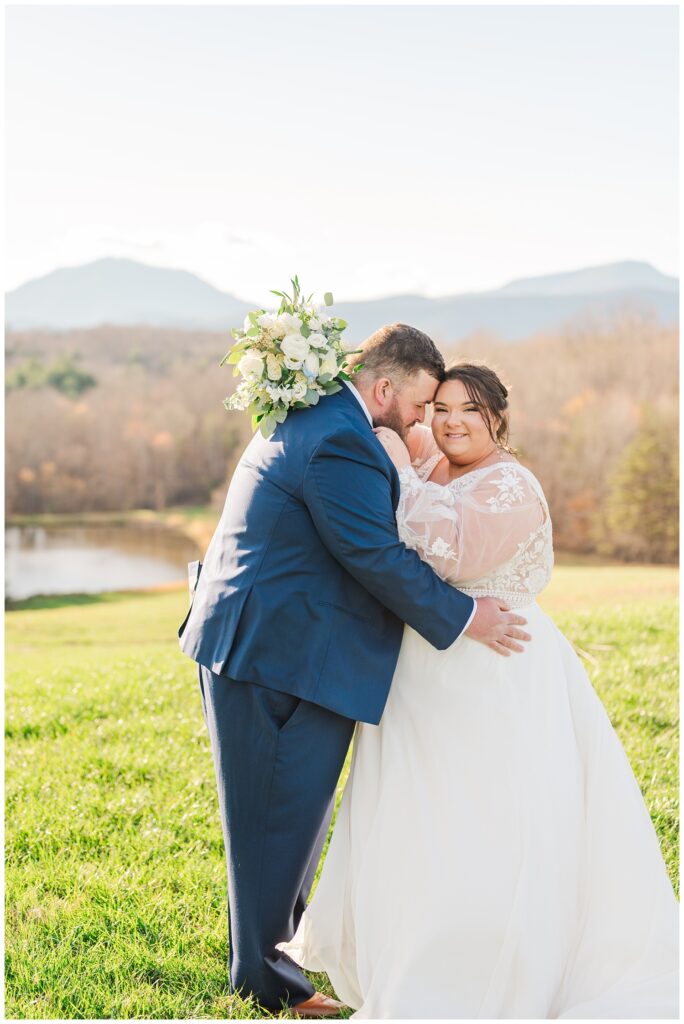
[291,991,346,1017]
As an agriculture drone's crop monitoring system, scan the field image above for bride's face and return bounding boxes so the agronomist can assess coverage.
[431,378,499,464]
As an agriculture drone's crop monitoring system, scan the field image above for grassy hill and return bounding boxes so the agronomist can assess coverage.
[5,567,678,1018]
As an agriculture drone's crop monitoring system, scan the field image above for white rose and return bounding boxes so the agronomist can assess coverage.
[308,332,328,350]
[308,317,322,331]
[280,312,304,334]
[303,351,320,378]
[237,351,265,379]
[281,333,310,362]
[292,379,308,401]
[319,349,339,377]
[266,353,283,380]
[284,355,303,370]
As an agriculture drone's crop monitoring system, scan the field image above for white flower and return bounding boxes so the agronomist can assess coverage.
[341,335,358,353]
[243,314,255,333]
[319,349,339,377]
[265,383,286,403]
[257,313,285,339]
[237,351,265,380]
[308,317,322,331]
[280,312,304,334]
[266,353,283,380]
[284,355,304,370]
[292,379,308,401]
[268,384,293,403]
[281,333,310,363]
[228,382,251,410]
[303,351,320,378]
[308,332,328,350]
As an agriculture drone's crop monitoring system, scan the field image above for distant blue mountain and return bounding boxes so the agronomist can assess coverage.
[5,256,678,342]
[5,257,251,332]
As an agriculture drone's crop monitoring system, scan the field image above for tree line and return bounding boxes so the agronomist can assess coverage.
[5,310,678,562]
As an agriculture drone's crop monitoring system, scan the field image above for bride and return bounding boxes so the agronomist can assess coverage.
[279,363,679,1019]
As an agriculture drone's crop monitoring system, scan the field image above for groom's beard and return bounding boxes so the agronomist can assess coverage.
[373,397,409,443]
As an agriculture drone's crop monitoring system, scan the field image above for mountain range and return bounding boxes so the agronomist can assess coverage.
[5,257,678,342]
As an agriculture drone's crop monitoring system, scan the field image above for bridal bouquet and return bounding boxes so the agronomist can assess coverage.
[222,276,359,438]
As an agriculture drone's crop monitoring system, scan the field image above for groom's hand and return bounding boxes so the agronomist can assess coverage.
[465,597,531,656]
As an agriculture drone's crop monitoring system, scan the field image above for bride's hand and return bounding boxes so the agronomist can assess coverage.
[373,427,411,470]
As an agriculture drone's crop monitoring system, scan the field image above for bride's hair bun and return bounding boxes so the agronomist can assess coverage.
[439,362,516,454]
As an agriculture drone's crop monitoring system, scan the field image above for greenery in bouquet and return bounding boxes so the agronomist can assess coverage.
[222,276,361,438]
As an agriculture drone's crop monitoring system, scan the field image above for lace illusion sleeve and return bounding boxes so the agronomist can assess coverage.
[396,462,549,587]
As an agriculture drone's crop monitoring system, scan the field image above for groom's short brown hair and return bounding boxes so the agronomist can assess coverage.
[346,323,445,388]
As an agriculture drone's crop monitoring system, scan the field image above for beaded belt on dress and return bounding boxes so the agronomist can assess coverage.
[456,588,539,609]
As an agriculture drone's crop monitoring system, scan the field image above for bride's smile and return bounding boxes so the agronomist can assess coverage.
[425,368,518,485]
[432,377,502,469]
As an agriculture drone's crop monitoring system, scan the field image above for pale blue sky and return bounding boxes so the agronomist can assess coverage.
[5,4,679,303]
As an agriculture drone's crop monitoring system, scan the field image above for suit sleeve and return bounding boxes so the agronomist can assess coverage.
[302,427,476,650]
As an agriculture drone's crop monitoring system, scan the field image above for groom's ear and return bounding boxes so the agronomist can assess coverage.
[372,377,393,408]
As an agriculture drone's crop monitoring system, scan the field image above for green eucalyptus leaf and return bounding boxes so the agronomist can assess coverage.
[273,407,288,424]
[324,382,343,395]
[226,347,247,365]
[259,415,277,438]
[246,327,260,337]
[300,324,311,338]
[305,389,320,406]
[324,292,334,306]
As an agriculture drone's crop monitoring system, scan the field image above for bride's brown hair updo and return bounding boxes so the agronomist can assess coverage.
[439,362,517,455]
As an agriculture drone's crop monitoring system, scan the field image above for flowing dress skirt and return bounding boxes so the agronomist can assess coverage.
[279,602,678,1018]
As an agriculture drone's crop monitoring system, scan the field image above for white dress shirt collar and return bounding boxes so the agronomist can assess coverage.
[343,379,373,426]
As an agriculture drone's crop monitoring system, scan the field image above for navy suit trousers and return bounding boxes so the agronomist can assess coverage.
[197,665,355,1010]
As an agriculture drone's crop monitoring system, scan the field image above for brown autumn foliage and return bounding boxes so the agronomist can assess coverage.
[4,311,678,561]
[441,311,678,559]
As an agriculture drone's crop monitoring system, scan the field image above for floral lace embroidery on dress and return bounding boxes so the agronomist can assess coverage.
[397,459,554,608]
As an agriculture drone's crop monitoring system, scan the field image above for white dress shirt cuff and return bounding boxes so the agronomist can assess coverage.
[456,597,477,640]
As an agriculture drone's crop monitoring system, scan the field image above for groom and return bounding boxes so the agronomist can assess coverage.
[178,323,530,1016]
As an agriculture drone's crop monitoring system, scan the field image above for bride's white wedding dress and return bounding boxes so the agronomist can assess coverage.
[279,435,679,1019]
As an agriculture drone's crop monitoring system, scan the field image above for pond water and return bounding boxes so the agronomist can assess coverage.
[5,523,201,600]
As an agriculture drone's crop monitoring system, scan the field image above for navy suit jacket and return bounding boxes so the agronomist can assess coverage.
[178,385,475,724]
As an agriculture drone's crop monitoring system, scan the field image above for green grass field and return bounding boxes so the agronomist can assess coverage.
[5,566,679,1019]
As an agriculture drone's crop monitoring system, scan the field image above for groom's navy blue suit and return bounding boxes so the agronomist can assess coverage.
[178,384,475,1008]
